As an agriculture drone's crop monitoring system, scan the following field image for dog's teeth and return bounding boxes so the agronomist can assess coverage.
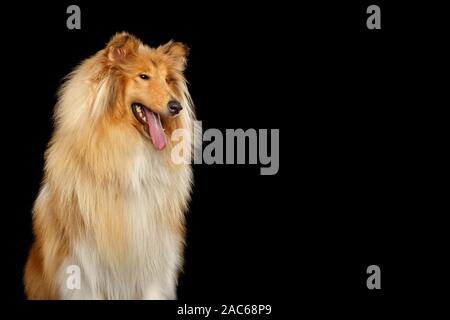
[134,104,148,122]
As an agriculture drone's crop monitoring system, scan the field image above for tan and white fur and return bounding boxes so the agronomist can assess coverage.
[24,32,195,299]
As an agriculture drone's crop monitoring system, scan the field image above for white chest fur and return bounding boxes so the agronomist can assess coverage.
[57,141,191,299]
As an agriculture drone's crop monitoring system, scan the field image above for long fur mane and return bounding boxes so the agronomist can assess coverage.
[24,33,195,299]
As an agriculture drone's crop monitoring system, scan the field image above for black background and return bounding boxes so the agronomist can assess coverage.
[0,0,444,317]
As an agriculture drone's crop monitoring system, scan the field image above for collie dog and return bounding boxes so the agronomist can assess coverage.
[24,32,195,299]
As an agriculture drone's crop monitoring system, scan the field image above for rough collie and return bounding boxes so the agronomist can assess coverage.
[24,32,195,299]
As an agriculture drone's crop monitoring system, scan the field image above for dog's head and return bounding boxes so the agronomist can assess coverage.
[102,32,191,150]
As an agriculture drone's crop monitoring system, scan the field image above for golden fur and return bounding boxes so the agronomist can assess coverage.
[24,32,195,299]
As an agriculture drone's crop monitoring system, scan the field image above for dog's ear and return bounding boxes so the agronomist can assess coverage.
[159,41,189,71]
[106,32,140,62]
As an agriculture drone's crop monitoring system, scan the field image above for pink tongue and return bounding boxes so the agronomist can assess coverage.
[144,108,166,150]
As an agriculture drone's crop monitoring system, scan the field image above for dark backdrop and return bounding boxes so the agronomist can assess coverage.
[0,0,441,317]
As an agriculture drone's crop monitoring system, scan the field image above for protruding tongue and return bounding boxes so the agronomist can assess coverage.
[144,108,166,150]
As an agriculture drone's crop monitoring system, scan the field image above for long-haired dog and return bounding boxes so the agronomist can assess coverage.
[24,32,195,299]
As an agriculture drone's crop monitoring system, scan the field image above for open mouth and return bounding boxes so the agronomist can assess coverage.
[131,103,166,150]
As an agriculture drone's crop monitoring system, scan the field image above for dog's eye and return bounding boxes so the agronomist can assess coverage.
[139,74,150,80]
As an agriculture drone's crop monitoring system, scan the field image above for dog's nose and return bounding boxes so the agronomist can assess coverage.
[167,100,182,115]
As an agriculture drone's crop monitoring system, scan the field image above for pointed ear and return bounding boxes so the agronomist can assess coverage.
[159,41,189,71]
[106,32,140,62]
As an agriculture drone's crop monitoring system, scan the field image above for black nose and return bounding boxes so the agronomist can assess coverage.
[167,100,182,115]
